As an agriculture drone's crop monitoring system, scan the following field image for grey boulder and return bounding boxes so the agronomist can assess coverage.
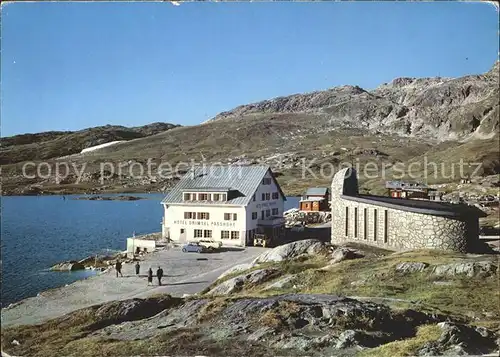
[252,239,328,265]
[432,261,497,278]
[395,262,429,274]
[207,268,279,296]
[330,247,365,264]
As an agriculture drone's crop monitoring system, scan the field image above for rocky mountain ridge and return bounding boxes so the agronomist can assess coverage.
[210,62,499,142]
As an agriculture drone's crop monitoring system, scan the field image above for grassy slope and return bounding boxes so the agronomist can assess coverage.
[358,325,442,357]
[3,112,498,196]
[202,245,499,331]
[252,249,498,321]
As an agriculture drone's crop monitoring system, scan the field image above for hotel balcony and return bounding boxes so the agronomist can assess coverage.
[258,216,285,227]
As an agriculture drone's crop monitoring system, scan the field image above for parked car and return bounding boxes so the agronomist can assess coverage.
[196,239,223,250]
[182,242,205,253]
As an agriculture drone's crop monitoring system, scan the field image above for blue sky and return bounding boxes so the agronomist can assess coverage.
[1,2,498,136]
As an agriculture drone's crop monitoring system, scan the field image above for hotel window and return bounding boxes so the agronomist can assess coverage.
[198,212,210,220]
[194,229,203,238]
[384,210,388,243]
[345,207,349,236]
[224,213,231,221]
[221,231,230,239]
[354,207,358,238]
[265,193,270,200]
[261,211,265,220]
[272,208,279,215]
[231,231,240,240]
[213,194,220,201]
[203,230,212,238]
[272,192,279,199]
[266,209,271,217]
[220,194,227,201]
[373,209,378,241]
[198,193,209,201]
[262,178,271,185]
[184,212,195,219]
[252,212,258,220]
[262,193,265,201]
[363,208,368,240]
[183,193,191,201]
[253,194,256,201]
[232,213,237,221]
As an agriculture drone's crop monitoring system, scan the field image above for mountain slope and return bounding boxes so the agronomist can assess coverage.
[0,123,180,165]
[210,62,499,141]
[1,63,498,196]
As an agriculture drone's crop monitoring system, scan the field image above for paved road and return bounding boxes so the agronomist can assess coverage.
[1,246,265,328]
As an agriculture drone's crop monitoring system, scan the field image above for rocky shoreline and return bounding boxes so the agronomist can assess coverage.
[72,195,146,201]
[49,252,128,272]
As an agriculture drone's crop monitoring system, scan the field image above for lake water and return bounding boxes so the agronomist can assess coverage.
[1,194,300,306]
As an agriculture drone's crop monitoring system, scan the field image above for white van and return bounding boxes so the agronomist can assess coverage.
[196,239,223,250]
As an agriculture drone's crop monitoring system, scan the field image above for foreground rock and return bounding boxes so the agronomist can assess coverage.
[262,274,297,291]
[432,261,497,278]
[395,262,429,274]
[64,295,497,355]
[91,295,183,326]
[3,293,499,357]
[252,239,328,265]
[50,261,85,271]
[329,247,365,264]
[217,263,254,280]
[417,322,498,356]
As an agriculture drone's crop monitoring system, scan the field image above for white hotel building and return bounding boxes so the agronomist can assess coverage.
[161,165,286,246]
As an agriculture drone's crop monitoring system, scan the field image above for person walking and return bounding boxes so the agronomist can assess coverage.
[156,266,164,286]
[147,267,153,286]
[135,261,140,275]
[115,260,123,277]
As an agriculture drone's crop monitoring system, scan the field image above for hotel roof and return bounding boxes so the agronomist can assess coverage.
[305,187,329,196]
[161,165,286,206]
[181,187,232,192]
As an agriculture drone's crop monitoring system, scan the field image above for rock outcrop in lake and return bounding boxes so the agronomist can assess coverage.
[50,261,85,272]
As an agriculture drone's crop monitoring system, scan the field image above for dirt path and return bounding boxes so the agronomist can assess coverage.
[1,246,264,328]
